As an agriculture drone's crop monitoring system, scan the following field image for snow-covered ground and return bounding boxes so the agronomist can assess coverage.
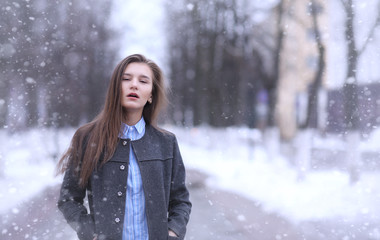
[1,126,380,226]
[168,126,380,224]
[0,128,74,215]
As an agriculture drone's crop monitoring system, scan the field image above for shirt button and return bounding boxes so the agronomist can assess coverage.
[122,141,127,146]
[115,217,120,223]
[117,191,123,196]
[120,165,125,170]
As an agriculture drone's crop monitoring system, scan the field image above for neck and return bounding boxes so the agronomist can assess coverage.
[123,110,143,126]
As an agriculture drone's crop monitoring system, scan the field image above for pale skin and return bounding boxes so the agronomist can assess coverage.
[93,62,178,239]
[121,62,153,125]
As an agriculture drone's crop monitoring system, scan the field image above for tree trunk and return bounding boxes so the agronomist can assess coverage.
[343,0,359,131]
[341,0,361,183]
[25,80,39,127]
[303,0,326,129]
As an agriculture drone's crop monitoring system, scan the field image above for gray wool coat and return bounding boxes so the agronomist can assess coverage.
[58,125,192,240]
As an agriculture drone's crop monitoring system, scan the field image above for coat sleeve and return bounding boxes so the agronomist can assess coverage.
[167,136,192,239]
[57,165,96,240]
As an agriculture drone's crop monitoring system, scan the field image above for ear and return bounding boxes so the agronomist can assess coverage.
[148,95,153,104]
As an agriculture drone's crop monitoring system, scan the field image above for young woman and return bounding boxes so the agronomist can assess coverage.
[56,54,191,240]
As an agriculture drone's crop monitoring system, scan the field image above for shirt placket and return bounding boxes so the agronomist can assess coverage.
[122,124,148,240]
[125,127,135,239]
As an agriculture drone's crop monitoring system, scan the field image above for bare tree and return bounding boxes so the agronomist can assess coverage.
[339,0,380,182]
[260,0,285,128]
[302,0,326,129]
[167,0,271,127]
[290,0,327,180]
[0,0,117,130]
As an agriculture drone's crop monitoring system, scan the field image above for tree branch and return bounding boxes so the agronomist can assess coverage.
[340,0,350,12]
[358,1,380,55]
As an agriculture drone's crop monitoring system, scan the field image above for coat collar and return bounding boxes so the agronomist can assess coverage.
[117,125,174,162]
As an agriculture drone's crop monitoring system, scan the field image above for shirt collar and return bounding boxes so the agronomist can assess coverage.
[132,117,146,135]
[120,117,146,137]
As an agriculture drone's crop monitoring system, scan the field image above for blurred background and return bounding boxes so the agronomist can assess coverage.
[1,0,380,239]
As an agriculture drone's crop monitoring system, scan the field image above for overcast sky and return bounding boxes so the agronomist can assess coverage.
[109,0,167,70]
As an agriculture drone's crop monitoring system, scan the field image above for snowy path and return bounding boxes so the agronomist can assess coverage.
[0,185,75,240]
[185,169,300,240]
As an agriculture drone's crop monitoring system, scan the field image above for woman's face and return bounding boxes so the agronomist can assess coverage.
[121,62,153,115]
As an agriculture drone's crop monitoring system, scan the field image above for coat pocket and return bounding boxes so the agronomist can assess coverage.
[168,236,179,240]
[76,214,96,240]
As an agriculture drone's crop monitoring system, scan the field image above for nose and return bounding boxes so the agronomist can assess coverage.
[130,78,138,89]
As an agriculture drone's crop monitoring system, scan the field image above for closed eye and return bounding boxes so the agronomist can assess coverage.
[139,76,151,83]
[123,73,132,81]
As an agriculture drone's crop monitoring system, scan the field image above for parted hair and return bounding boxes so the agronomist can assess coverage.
[56,54,168,188]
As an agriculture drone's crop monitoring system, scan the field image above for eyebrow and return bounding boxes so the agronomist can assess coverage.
[123,73,151,80]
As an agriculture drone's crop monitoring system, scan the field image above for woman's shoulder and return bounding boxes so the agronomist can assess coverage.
[72,122,96,142]
[147,125,176,141]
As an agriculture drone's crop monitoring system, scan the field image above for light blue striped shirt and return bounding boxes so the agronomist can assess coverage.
[120,118,149,240]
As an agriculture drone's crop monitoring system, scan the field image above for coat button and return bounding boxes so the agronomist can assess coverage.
[115,217,120,223]
[122,141,127,146]
[117,191,123,196]
[120,165,125,170]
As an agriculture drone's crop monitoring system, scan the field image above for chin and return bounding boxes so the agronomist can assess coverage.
[122,104,144,111]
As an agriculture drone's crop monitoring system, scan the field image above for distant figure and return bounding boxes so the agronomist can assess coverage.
[56,54,191,240]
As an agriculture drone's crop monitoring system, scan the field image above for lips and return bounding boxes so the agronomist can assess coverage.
[127,93,139,99]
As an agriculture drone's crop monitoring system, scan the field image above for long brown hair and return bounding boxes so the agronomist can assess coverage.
[56,54,168,188]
